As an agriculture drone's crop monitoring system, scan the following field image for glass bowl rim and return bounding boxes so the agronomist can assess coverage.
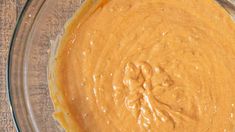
[7,0,36,131]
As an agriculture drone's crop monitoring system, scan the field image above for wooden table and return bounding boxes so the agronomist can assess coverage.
[0,0,26,131]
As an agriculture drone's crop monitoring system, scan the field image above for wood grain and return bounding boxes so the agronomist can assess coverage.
[0,0,26,131]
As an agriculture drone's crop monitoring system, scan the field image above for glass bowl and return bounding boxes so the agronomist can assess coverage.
[6,0,235,132]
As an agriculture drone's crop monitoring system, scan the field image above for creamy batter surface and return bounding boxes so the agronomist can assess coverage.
[49,0,235,131]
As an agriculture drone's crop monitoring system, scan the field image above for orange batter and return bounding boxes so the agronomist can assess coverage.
[48,0,235,131]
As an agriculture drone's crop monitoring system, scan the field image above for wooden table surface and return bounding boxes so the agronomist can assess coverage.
[0,0,26,131]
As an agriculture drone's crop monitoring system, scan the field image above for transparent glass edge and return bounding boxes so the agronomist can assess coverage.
[6,0,33,132]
